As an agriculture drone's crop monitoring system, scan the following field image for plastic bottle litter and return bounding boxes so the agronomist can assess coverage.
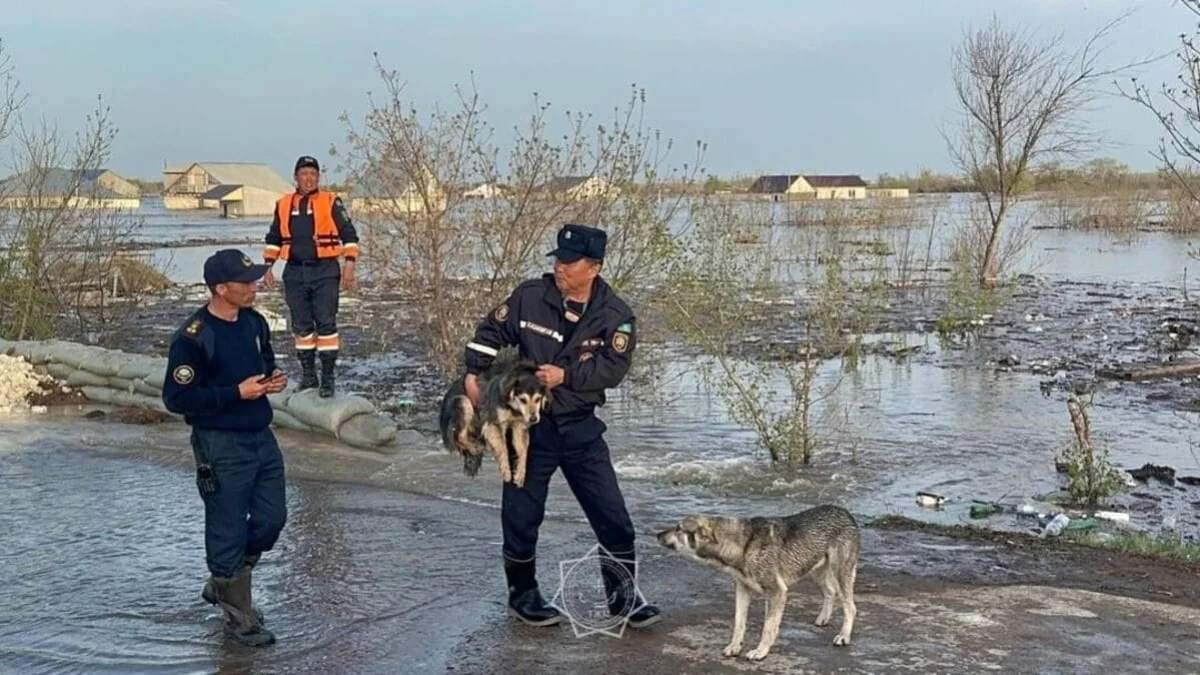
[970,503,1001,519]
[1041,513,1070,537]
[1016,503,1039,517]
[1093,511,1130,524]
[915,492,945,508]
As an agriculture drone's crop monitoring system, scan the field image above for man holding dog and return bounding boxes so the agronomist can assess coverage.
[162,248,289,648]
[462,223,661,628]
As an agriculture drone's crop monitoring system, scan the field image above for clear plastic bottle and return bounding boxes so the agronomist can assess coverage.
[1041,513,1070,537]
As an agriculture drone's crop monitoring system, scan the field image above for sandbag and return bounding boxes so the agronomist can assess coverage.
[68,370,112,388]
[271,408,316,434]
[283,390,376,436]
[107,376,139,393]
[116,356,163,381]
[132,380,161,398]
[78,350,127,377]
[337,413,399,451]
[42,363,75,380]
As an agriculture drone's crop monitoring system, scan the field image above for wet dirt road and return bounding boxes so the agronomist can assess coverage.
[2,414,1199,674]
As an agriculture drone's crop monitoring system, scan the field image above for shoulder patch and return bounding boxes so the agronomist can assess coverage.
[184,318,204,337]
[616,322,633,333]
[613,331,630,353]
[172,364,195,385]
[493,303,509,321]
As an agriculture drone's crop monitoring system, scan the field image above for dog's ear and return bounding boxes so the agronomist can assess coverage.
[695,519,713,540]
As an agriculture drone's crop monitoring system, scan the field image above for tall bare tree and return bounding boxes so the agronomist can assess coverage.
[335,54,704,380]
[944,13,1138,286]
[0,38,161,344]
[1120,0,1200,204]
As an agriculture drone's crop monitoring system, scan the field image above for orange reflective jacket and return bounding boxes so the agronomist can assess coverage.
[272,190,343,261]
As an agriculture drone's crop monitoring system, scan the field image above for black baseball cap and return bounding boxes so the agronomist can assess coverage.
[204,248,269,286]
[294,155,320,172]
[547,223,607,263]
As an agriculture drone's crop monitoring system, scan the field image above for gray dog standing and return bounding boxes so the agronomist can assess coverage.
[657,504,860,660]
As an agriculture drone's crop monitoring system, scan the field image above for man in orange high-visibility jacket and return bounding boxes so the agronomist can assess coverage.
[262,155,359,398]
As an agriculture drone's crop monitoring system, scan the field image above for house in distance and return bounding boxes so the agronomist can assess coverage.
[748,174,908,200]
[161,162,293,217]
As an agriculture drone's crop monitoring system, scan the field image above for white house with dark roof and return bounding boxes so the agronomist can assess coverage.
[161,162,293,217]
[748,174,869,200]
[537,175,616,201]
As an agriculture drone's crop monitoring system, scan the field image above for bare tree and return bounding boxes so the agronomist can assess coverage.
[1120,1,1200,207]
[944,13,1139,286]
[336,54,704,380]
[0,38,162,344]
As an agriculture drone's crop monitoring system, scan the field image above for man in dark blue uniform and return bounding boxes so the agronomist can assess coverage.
[462,223,661,628]
[162,248,289,647]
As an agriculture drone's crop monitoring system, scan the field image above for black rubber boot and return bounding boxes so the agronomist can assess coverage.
[318,350,336,398]
[600,548,662,628]
[203,554,264,625]
[297,350,318,390]
[210,566,276,647]
[504,556,562,626]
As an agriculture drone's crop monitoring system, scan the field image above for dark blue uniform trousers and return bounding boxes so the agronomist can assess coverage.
[501,421,636,563]
[190,428,287,579]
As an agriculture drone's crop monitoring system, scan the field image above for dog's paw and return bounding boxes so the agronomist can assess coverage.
[833,633,851,647]
[743,646,770,661]
[498,467,512,483]
[721,643,741,658]
[513,471,526,488]
[814,613,831,627]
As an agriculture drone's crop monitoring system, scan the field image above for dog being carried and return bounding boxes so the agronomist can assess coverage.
[439,349,552,488]
[657,504,860,661]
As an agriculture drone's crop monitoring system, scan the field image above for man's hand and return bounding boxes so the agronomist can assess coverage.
[262,369,288,394]
[263,266,277,289]
[465,373,481,408]
[238,374,271,400]
[536,365,565,389]
[341,260,357,291]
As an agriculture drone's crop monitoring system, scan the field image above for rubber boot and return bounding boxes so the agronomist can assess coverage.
[600,548,662,628]
[210,566,276,647]
[504,556,562,626]
[297,350,318,390]
[203,554,264,624]
[318,350,336,398]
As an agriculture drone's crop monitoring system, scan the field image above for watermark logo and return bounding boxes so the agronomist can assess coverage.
[548,543,646,638]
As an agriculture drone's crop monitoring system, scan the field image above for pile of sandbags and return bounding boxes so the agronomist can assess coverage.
[0,351,53,413]
[0,338,399,452]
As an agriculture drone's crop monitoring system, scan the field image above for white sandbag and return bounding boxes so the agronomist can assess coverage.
[337,413,399,451]
[78,350,127,377]
[107,376,139,393]
[271,408,316,433]
[284,390,376,437]
[68,370,112,388]
[132,380,161,397]
[117,356,163,381]
[80,385,118,404]
[43,363,75,380]
[144,369,165,390]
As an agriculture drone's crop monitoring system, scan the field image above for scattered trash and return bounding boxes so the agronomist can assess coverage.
[1127,463,1176,486]
[1065,517,1099,531]
[1178,476,1200,486]
[1016,503,1040,517]
[969,503,1002,519]
[916,491,945,508]
[1041,513,1070,537]
[1114,470,1138,488]
[1093,511,1130,524]
[393,397,415,407]
[29,405,47,414]
[997,354,1021,368]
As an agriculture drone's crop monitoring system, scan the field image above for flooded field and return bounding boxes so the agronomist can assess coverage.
[3,192,1200,671]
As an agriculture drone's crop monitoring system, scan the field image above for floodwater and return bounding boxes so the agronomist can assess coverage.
[3,192,1200,671]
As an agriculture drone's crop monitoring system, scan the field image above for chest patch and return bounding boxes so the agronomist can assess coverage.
[520,320,563,343]
[581,337,605,349]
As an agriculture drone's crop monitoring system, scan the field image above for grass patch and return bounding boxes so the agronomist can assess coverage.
[1076,531,1200,564]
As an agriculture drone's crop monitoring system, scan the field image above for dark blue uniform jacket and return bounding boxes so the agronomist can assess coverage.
[161,306,277,431]
[464,274,637,438]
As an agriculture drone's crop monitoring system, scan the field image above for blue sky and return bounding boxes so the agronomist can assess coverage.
[0,0,1189,182]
